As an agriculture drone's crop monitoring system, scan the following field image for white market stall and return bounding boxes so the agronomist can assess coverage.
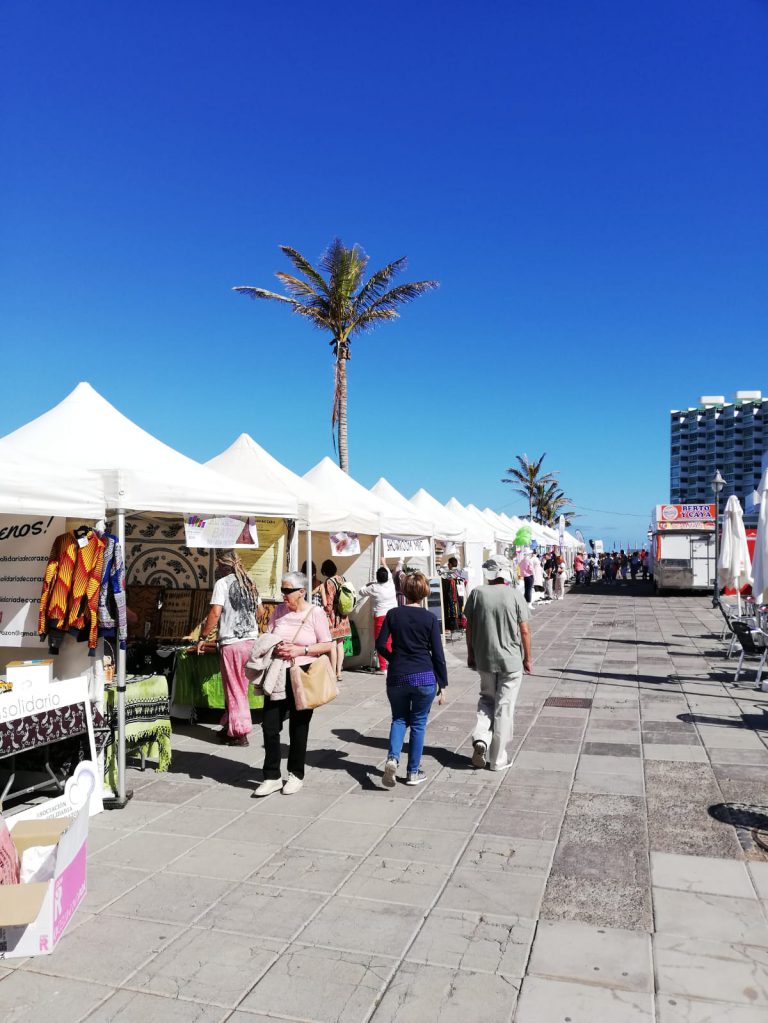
[0,383,297,807]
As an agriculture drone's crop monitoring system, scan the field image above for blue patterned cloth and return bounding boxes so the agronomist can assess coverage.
[386,670,437,689]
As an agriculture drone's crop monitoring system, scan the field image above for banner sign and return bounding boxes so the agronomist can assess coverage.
[0,515,64,648]
[329,532,361,557]
[657,520,715,532]
[184,514,259,549]
[382,535,431,558]
[656,504,715,523]
[238,518,287,601]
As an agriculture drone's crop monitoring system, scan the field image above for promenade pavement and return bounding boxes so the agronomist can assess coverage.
[2,584,768,1022]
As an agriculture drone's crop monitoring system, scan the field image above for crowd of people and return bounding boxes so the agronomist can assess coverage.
[197,549,532,794]
[571,549,650,586]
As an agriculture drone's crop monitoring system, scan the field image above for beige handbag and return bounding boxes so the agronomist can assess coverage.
[290,654,338,710]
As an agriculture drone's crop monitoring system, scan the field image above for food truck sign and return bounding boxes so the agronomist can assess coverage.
[655,505,716,530]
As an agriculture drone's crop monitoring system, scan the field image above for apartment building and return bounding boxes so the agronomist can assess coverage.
[670,390,768,523]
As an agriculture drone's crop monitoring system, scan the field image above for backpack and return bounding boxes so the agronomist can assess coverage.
[334,577,357,616]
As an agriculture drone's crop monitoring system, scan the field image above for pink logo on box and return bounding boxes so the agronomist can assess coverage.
[53,842,86,944]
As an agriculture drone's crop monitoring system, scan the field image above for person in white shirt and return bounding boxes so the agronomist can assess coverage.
[359,558,398,672]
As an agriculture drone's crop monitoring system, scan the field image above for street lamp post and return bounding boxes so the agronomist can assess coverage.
[711,469,726,607]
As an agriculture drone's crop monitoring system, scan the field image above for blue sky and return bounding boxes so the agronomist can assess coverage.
[2,1,766,547]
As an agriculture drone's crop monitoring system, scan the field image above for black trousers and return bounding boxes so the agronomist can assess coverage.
[523,575,534,604]
[262,672,314,780]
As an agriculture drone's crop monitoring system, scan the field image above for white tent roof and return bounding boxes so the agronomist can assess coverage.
[0,452,106,520]
[370,478,433,534]
[0,383,295,517]
[409,489,466,541]
[481,507,518,542]
[207,434,350,532]
[304,458,430,536]
[444,498,494,545]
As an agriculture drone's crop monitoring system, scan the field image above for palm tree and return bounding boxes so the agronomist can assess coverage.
[501,453,558,521]
[535,481,575,526]
[233,240,438,472]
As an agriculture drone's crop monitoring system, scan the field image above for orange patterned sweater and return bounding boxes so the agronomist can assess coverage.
[39,530,106,651]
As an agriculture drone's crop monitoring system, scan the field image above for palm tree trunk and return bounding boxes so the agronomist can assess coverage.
[337,356,349,473]
[529,490,533,522]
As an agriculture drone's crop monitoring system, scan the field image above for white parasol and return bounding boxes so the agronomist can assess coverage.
[751,469,768,605]
[718,494,752,614]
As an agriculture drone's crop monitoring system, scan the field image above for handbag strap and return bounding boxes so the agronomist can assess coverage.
[288,606,314,646]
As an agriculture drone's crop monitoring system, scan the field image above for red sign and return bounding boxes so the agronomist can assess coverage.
[656,504,715,523]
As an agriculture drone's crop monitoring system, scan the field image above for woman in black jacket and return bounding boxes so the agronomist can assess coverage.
[376,572,447,787]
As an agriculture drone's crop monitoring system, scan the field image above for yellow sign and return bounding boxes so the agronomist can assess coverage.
[239,518,286,600]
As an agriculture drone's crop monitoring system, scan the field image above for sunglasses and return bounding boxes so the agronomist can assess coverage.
[281,586,303,595]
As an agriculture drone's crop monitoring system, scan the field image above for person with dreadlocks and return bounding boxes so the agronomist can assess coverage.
[198,549,261,746]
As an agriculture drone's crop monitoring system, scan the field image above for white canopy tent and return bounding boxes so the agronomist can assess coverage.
[444,498,494,548]
[0,384,295,518]
[371,478,431,535]
[409,489,466,542]
[480,507,518,545]
[0,383,298,807]
[0,452,106,521]
[207,433,352,533]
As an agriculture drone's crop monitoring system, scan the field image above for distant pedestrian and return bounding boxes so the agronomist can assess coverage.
[573,552,585,585]
[553,555,566,600]
[464,555,532,772]
[377,572,447,787]
[531,551,545,599]
[358,558,397,673]
[319,559,352,681]
[518,551,534,604]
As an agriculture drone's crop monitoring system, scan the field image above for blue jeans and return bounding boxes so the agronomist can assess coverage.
[386,685,436,774]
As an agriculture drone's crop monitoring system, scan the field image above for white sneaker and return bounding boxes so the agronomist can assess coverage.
[253,777,283,798]
[406,769,428,786]
[382,758,398,788]
[471,741,487,769]
[282,773,304,795]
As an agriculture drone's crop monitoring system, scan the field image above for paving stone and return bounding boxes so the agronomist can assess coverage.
[339,855,450,907]
[140,805,242,837]
[126,928,283,1007]
[108,871,234,925]
[25,913,180,986]
[477,808,562,841]
[81,864,151,914]
[573,770,645,796]
[643,745,709,761]
[371,961,519,1023]
[582,741,642,757]
[437,867,545,917]
[514,975,653,1022]
[300,894,423,956]
[527,919,653,991]
[540,874,653,931]
[214,811,307,846]
[511,751,579,772]
[89,989,251,1021]
[552,841,650,885]
[578,754,644,776]
[170,837,278,881]
[295,818,388,854]
[249,847,361,893]
[320,792,410,825]
[654,933,768,1005]
[238,943,392,1021]
[651,852,755,897]
[372,826,467,865]
[656,995,768,1022]
[407,908,535,977]
[396,800,483,832]
[653,889,768,945]
[0,972,112,1022]
[132,780,209,804]
[459,833,554,875]
[197,881,326,939]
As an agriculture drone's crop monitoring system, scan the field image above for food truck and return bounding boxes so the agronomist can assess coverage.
[649,504,716,593]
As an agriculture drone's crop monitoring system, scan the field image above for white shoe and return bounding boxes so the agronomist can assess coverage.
[382,757,398,788]
[253,778,283,798]
[406,769,428,786]
[282,773,303,795]
[471,741,487,769]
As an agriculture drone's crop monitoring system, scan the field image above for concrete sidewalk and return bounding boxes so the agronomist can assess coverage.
[2,586,767,1022]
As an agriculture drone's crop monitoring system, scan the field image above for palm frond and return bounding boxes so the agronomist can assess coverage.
[232,286,297,306]
[274,272,326,303]
[355,257,408,310]
[278,246,330,296]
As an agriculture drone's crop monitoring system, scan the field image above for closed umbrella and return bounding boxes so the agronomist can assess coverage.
[718,494,752,614]
[751,469,768,605]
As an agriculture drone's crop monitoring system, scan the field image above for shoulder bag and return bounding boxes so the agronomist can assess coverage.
[289,608,338,710]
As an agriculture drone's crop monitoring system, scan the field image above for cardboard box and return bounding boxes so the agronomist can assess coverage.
[0,805,88,958]
[6,659,54,687]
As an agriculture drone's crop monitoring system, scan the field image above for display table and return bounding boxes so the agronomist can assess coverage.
[103,674,172,791]
[172,649,264,714]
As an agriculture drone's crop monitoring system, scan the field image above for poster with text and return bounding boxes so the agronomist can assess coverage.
[239,518,287,600]
[382,535,431,558]
[330,532,361,557]
[184,514,259,549]
[0,515,64,647]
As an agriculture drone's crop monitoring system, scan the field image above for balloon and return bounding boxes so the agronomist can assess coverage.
[514,526,532,547]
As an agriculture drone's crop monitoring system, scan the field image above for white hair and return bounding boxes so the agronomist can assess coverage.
[282,571,307,590]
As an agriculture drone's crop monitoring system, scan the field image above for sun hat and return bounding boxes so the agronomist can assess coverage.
[482,555,513,582]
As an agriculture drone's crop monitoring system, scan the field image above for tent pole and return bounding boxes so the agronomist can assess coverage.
[306,529,313,592]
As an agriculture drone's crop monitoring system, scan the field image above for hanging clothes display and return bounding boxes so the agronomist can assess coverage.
[97,531,128,649]
[39,529,106,653]
[441,575,466,632]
